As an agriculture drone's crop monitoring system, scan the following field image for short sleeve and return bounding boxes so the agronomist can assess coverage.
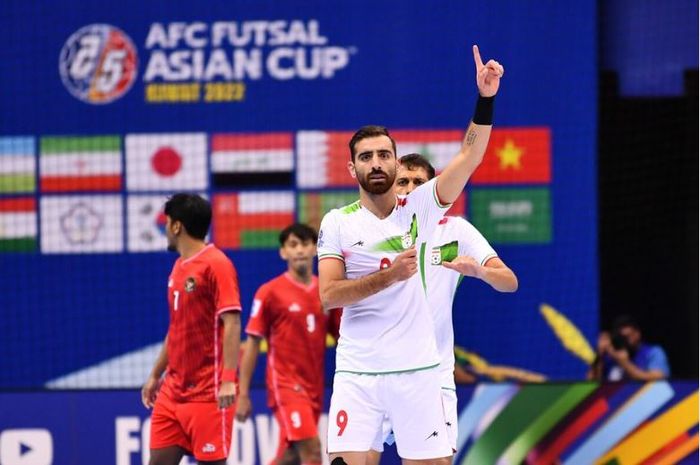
[454,217,498,265]
[209,256,242,316]
[318,210,345,263]
[646,346,670,376]
[245,285,271,338]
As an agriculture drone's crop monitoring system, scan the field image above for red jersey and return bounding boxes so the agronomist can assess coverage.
[246,273,335,410]
[162,244,241,402]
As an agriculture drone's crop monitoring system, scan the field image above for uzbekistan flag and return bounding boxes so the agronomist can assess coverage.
[0,137,35,193]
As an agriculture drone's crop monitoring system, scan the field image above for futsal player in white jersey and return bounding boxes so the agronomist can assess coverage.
[318,45,504,465]
[366,154,518,464]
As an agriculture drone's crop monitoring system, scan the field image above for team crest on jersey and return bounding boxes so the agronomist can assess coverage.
[430,247,442,265]
[184,277,196,293]
[288,302,301,312]
[59,24,138,104]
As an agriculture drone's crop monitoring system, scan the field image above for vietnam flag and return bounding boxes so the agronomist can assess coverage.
[471,127,551,184]
[213,192,294,249]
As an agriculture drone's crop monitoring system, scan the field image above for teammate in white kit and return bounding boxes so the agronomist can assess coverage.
[366,154,518,464]
[318,45,504,465]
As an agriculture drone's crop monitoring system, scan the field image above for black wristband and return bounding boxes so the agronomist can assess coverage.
[473,95,495,125]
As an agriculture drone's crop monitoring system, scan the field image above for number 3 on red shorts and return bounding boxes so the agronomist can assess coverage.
[336,409,348,436]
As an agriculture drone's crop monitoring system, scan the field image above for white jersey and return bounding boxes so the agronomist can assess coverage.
[425,215,497,389]
[318,178,450,374]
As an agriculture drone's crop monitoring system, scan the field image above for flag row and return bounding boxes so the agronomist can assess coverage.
[0,187,550,253]
[0,128,551,193]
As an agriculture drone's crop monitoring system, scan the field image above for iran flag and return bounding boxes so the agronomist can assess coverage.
[125,133,207,191]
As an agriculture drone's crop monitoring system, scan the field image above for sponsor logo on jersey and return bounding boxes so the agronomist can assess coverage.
[288,302,301,312]
[59,24,138,104]
[184,277,196,292]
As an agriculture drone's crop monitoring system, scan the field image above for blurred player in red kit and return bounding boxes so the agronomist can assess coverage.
[236,223,341,465]
[142,193,242,465]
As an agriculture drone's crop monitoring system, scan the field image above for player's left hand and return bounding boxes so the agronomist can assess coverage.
[473,44,504,97]
[442,255,481,278]
[218,381,237,409]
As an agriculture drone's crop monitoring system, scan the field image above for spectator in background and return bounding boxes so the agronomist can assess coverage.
[589,314,670,381]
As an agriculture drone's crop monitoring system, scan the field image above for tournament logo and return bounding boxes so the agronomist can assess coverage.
[184,277,196,292]
[59,24,138,104]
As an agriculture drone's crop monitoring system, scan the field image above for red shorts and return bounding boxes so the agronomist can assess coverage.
[272,397,320,453]
[150,389,234,461]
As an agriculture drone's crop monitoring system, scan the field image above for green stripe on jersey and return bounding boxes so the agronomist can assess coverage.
[335,362,439,375]
[40,136,121,154]
[340,201,361,214]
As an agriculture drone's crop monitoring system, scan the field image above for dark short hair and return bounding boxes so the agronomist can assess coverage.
[163,193,211,240]
[348,125,397,161]
[399,153,436,180]
[612,314,641,332]
[279,223,318,246]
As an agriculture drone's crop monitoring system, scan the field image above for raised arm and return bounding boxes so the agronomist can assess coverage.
[435,45,504,204]
[318,248,417,309]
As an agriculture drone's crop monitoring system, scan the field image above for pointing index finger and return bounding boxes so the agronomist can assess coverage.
[473,44,484,68]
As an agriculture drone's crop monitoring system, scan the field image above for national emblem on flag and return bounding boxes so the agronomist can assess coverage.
[127,194,169,252]
[213,192,294,249]
[0,197,37,252]
[39,136,121,192]
[211,133,293,187]
[41,195,123,253]
[125,133,207,191]
[0,137,35,193]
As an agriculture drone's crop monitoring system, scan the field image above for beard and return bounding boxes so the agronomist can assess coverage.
[357,169,395,195]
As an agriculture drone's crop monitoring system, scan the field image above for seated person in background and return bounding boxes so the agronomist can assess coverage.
[589,314,670,382]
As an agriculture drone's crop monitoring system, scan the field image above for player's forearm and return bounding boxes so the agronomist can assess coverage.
[320,268,396,309]
[436,122,492,204]
[221,312,241,372]
[238,337,261,396]
[477,266,518,292]
[149,335,169,379]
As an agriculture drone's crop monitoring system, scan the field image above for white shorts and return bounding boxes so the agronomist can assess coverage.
[370,388,458,453]
[327,368,451,460]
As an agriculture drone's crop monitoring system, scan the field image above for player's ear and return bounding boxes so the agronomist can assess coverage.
[279,246,287,261]
[347,161,356,178]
